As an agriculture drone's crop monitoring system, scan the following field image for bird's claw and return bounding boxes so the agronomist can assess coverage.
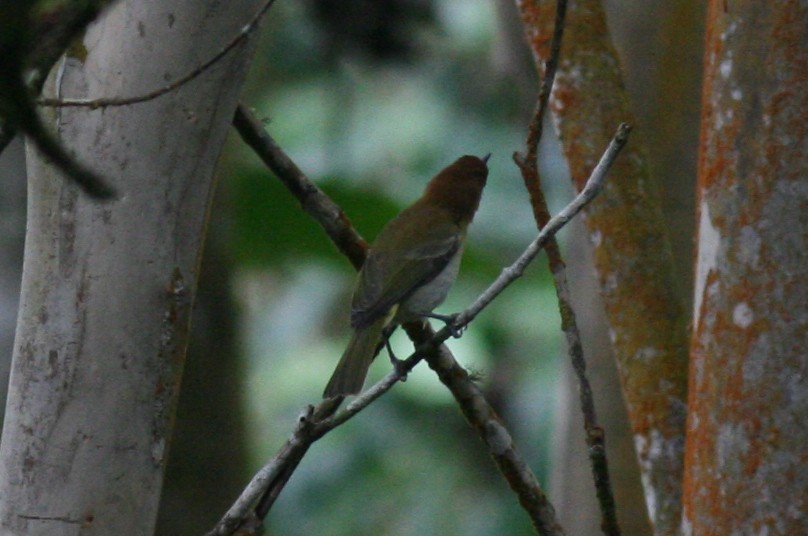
[423,312,464,338]
[391,356,408,382]
[385,339,408,382]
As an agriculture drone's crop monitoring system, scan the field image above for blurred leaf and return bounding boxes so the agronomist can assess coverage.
[231,169,402,268]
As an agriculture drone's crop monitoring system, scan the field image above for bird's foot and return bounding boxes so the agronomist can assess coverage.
[385,338,408,382]
[422,312,464,338]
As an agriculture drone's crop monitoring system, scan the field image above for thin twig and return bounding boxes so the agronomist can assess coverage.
[231,108,627,352]
[0,3,118,198]
[0,0,112,158]
[523,0,567,166]
[516,1,621,534]
[211,118,628,535]
[450,123,631,333]
[423,123,629,536]
[393,124,630,535]
[38,0,276,109]
[251,352,423,519]
[227,125,630,535]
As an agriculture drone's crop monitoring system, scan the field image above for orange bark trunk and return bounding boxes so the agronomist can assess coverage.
[684,1,808,533]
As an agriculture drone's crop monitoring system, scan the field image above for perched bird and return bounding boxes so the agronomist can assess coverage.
[323,154,489,397]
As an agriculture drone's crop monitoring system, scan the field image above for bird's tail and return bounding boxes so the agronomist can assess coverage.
[323,317,386,397]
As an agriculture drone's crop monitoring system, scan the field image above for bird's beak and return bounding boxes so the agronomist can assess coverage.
[481,153,492,164]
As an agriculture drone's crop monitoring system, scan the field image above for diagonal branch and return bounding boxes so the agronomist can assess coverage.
[3,0,274,198]
[518,2,690,532]
[232,104,368,270]
[205,351,423,536]
[0,2,119,198]
[414,329,566,535]
[422,123,629,536]
[0,0,115,158]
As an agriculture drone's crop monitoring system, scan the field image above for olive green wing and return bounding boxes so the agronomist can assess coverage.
[350,223,461,330]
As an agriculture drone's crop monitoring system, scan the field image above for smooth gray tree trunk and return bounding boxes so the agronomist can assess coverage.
[0,137,26,434]
[0,1,262,534]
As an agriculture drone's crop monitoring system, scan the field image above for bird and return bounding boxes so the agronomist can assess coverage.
[323,154,489,397]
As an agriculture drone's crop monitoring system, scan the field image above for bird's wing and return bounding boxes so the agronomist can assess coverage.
[350,221,461,330]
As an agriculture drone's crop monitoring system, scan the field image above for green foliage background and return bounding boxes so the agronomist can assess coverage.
[216,1,572,534]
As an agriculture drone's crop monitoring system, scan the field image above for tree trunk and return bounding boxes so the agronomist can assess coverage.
[604,0,705,310]
[516,1,690,532]
[684,1,808,533]
[0,1,262,534]
[550,1,705,531]
[0,136,26,433]
[155,191,249,535]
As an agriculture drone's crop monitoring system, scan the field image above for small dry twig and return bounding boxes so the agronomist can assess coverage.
[205,352,423,536]
[450,123,631,333]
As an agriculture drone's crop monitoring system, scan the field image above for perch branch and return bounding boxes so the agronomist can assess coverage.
[205,351,423,535]
[418,122,629,536]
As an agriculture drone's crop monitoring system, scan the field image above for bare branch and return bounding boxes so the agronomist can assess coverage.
[232,104,368,270]
[0,2,118,198]
[391,125,630,535]
[206,353,423,536]
[417,123,630,536]
[0,1,114,158]
[412,328,567,535]
[521,0,567,167]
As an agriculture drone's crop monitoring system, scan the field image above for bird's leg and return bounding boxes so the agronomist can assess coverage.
[421,312,464,338]
[380,324,408,380]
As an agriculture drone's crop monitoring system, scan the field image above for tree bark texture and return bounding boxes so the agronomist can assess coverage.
[516,1,690,533]
[0,137,26,433]
[604,0,705,311]
[684,1,808,533]
[0,1,262,534]
[550,1,705,531]
[155,194,249,535]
